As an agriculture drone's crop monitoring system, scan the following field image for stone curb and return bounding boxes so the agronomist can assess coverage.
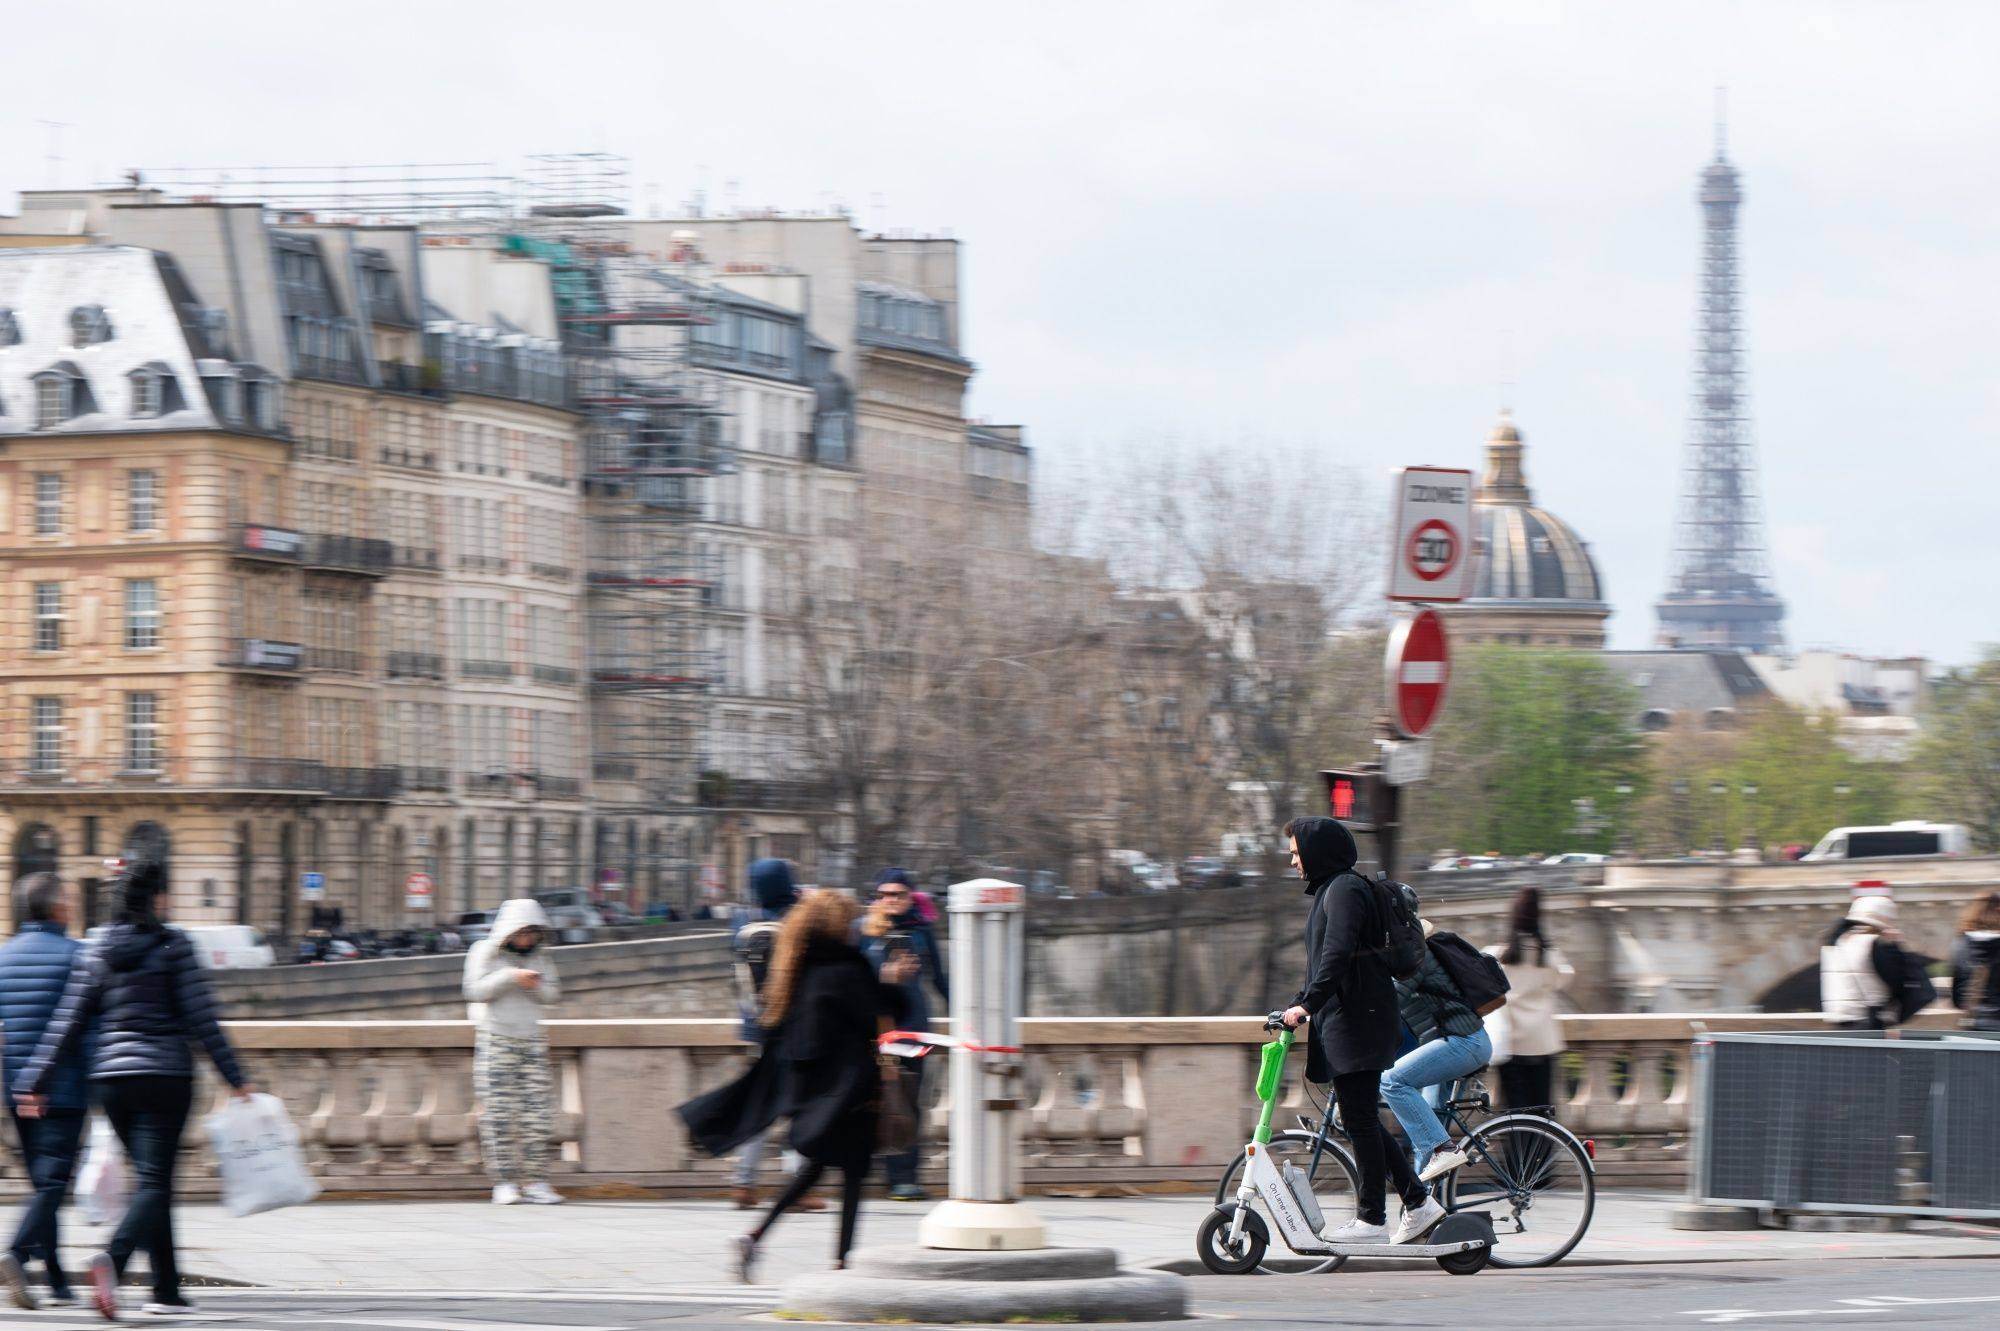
[778,1269,1188,1324]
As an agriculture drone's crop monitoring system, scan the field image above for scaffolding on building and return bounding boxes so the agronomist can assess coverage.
[508,157,732,857]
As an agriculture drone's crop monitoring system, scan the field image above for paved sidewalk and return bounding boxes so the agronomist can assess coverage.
[42,1191,2000,1291]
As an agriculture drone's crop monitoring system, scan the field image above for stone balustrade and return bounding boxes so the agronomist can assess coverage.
[0,1011,1963,1199]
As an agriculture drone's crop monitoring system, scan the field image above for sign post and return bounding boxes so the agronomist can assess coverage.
[404,872,434,913]
[920,878,1045,1251]
[300,871,325,903]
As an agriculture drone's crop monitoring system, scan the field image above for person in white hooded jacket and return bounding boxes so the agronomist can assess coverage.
[1820,894,1911,1030]
[463,899,563,1205]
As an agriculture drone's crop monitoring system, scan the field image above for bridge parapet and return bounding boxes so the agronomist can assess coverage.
[1,1011,1958,1202]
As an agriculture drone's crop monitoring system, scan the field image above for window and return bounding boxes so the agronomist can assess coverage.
[33,583,64,651]
[30,699,63,773]
[130,370,162,418]
[69,304,113,346]
[36,376,66,430]
[0,308,19,347]
[127,470,160,532]
[125,579,161,649]
[33,474,62,534]
[125,693,161,773]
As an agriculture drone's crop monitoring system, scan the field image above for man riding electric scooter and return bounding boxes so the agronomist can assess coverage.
[1278,816,1445,1245]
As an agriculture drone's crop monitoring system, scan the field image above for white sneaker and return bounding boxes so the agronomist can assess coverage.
[1319,1217,1390,1246]
[522,1181,565,1205]
[1420,1146,1469,1182]
[1391,1196,1446,1244]
[142,1299,200,1316]
[492,1182,521,1206]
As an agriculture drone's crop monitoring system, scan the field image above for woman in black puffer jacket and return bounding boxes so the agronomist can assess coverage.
[14,861,250,1320]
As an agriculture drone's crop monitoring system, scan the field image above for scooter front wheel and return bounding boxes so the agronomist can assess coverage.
[1196,1204,1268,1275]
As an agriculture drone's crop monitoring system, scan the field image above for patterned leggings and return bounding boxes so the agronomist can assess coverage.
[475,1031,554,1185]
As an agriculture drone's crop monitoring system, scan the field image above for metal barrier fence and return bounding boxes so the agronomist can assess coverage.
[1691,1029,2000,1218]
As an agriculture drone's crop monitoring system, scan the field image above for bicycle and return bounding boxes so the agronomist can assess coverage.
[1214,1065,1596,1269]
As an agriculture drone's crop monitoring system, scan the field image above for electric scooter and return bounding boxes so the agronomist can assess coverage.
[1195,1013,1496,1276]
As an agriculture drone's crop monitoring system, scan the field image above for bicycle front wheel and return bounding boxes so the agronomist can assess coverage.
[1442,1116,1595,1268]
[1213,1130,1358,1274]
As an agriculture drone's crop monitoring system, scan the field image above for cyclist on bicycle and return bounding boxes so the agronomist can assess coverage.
[1380,885,1492,1184]
[1278,816,1443,1246]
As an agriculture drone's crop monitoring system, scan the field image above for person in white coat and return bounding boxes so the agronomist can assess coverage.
[1484,887,1572,1115]
[463,899,563,1205]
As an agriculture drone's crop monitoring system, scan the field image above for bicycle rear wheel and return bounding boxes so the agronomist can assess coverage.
[1441,1116,1594,1268]
[1213,1130,1358,1274]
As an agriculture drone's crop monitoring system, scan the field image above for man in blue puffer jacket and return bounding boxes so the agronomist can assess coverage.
[0,874,91,1308]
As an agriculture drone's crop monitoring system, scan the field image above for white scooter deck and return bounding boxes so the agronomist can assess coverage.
[1302,1233,1490,1259]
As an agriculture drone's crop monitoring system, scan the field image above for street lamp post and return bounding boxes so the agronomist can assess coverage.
[1708,781,1728,854]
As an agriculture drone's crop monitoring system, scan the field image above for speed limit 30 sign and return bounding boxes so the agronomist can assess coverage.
[1388,466,1474,602]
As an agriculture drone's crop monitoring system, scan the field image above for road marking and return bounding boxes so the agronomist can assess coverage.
[1683,1293,2000,1324]
[316,1320,630,1331]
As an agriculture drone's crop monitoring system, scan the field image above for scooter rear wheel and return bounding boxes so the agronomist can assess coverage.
[1196,1204,1268,1275]
[1437,1246,1490,1276]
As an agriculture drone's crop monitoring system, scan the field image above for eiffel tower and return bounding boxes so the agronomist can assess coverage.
[1655,115,1787,652]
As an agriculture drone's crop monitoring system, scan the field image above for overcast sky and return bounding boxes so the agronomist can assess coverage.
[8,1,1996,664]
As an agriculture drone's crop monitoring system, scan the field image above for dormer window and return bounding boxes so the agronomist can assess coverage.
[239,368,282,432]
[199,363,241,423]
[36,375,64,429]
[69,304,114,347]
[131,368,162,417]
[126,363,187,420]
[0,308,20,347]
[31,363,95,429]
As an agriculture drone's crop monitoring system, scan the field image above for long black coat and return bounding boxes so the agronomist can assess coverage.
[1289,817,1399,1082]
[678,938,904,1167]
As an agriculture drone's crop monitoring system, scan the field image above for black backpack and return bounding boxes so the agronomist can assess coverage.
[733,919,783,1013]
[1358,872,1427,982]
[1429,930,1511,1016]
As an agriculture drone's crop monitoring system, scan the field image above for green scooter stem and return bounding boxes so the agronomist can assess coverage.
[1252,1027,1294,1145]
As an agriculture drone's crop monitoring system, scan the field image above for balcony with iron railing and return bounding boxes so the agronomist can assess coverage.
[394,547,443,574]
[304,645,364,674]
[387,651,445,681]
[402,766,451,793]
[229,759,401,799]
[305,534,393,577]
[375,359,445,398]
[461,660,514,680]
[532,664,578,686]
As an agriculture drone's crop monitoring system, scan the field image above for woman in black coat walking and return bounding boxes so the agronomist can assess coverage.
[14,861,250,1320]
[678,890,914,1281]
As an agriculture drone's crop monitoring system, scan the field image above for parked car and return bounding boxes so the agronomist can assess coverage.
[1542,852,1610,866]
[641,900,682,923]
[455,910,495,945]
[1427,855,1508,872]
[178,925,277,969]
[598,901,637,926]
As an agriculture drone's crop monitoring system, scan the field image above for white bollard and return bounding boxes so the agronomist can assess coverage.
[918,878,1046,1250]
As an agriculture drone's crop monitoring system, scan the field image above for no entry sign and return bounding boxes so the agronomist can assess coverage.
[1385,608,1451,738]
[1388,467,1474,602]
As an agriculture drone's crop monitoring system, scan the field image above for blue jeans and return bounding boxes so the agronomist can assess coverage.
[1381,1029,1491,1166]
[8,1107,85,1295]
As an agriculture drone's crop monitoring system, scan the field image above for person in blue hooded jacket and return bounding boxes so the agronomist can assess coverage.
[860,868,948,1200]
[0,874,92,1309]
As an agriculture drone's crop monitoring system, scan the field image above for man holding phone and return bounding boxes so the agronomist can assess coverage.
[860,868,949,1201]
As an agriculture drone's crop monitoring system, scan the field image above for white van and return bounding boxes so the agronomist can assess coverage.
[1801,821,1971,863]
[177,925,277,969]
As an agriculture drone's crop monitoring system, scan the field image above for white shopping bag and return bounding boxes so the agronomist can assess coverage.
[204,1093,320,1217]
[76,1115,128,1226]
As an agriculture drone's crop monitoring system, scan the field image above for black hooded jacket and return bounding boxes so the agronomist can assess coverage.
[18,922,246,1093]
[1289,817,1399,1081]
